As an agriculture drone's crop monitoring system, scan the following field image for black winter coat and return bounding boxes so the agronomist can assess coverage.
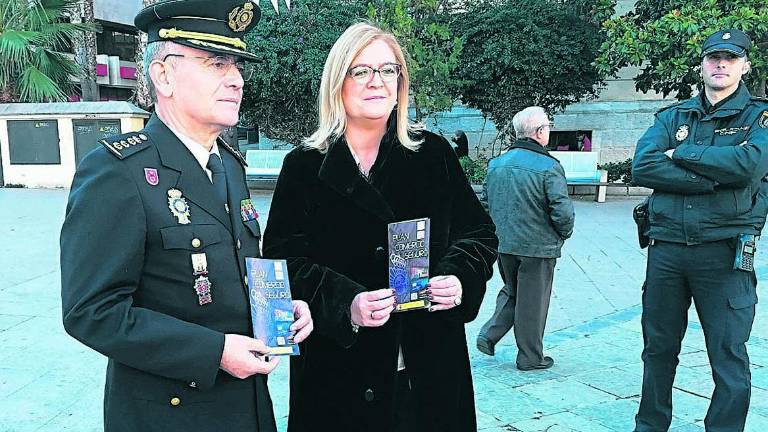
[263,125,498,432]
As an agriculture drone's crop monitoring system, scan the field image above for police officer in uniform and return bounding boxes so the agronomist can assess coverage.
[632,29,768,432]
[60,1,313,431]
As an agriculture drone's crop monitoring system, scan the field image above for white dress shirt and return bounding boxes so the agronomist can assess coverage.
[166,124,222,183]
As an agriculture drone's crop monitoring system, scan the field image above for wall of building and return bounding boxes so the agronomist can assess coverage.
[94,0,143,27]
[0,105,147,188]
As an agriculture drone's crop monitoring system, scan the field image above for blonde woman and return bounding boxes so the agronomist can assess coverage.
[263,22,498,432]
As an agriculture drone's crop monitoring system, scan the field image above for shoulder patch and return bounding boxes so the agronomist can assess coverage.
[759,111,768,129]
[217,137,247,167]
[99,132,151,160]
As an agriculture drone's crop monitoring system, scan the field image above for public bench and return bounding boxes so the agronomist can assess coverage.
[551,151,625,203]
[245,149,291,189]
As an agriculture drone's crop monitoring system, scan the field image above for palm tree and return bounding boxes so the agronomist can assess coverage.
[0,0,96,102]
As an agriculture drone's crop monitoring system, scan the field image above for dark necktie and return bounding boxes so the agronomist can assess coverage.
[206,153,228,207]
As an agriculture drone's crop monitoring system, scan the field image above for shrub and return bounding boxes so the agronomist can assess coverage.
[598,158,633,184]
[459,155,488,185]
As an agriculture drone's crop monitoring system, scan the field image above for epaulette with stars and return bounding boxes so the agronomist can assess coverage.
[99,132,151,160]
[217,137,247,167]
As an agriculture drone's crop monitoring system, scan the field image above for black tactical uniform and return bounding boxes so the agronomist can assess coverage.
[632,29,768,432]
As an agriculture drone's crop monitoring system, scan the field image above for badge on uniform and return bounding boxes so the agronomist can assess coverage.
[144,168,159,186]
[191,253,213,306]
[240,199,258,221]
[759,111,768,129]
[675,125,689,142]
[168,188,191,224]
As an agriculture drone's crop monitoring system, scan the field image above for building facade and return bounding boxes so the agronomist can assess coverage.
[69,0,143,102]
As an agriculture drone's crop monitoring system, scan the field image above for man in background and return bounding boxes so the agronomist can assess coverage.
[477,106,575,370]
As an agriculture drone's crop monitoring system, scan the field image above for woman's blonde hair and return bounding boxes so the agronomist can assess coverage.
[303,22,422,152]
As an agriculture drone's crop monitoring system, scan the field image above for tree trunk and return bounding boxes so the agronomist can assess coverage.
[75,0,99,101]
[132,0,160,110]
[758,77,767,98]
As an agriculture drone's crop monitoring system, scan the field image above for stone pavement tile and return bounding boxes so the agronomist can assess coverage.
[0,370,97,428]
[615,314,643,333]
[678,349,711,369]
[572,367,642,399]
[0,316,62,352]
[750,387,768,417]
[474,375,564,425]
[571,398,639,431]
[672,366,714,398]
[474,363,563,389]
[669,424,705,431]
[476,408,504,430]
[0,314,34,332]
[0,368,45,398]
[516,377,615,410]
[752,365,768,391]
[745,412,768,432]
[750,343,768,367]
[0,299,60,318]
[668,389,710,425]
[34,379,103,432]
[509,411,615,432]
[546,341,639,377]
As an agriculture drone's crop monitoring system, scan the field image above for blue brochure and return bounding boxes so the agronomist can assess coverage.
[388,217,431,312]
[246,258,300,356]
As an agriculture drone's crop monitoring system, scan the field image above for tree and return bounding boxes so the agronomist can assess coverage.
[366,0,463,123]
[241,0,366,145]
[132,0,161,110]
[0,0,96,102]
[595,0,768,99]
[72,0,99,101]
[452,0,606,140]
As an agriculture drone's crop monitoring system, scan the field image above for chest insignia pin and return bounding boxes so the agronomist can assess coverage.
[168,188,191,225]
[675,125,689,142]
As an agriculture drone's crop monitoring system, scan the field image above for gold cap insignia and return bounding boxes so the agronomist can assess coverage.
[228,2,254,32]
[723,32,731,40]
[675,125,689,142]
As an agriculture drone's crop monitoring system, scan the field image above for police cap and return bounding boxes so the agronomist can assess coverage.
[135,0,261,61]
[701,29,751,58]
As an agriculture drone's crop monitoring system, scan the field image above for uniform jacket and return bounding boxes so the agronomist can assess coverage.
[485,138,574,258]
[262,125,498,432]
[60,115,276,432]
[632,84,768,244]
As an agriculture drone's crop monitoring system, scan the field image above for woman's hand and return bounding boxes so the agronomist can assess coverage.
[290,300,314,343]
[427,275,463,312]
[350,288,396,327]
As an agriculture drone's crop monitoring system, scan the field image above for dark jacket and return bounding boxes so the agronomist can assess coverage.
[60,115,275,432]
[632,84,768,244]
[486,138,575,258]
[262,126,498,432]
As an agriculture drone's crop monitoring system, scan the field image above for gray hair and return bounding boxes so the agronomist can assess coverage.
[143,41,174,103]
[512,106,548,138]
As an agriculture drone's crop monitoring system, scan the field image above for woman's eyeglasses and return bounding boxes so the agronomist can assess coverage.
[347,63,401,84]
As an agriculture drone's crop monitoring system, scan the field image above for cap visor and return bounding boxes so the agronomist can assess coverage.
[702,44,746,57]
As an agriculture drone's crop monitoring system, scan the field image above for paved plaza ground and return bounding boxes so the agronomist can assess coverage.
[0,188,766,431]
